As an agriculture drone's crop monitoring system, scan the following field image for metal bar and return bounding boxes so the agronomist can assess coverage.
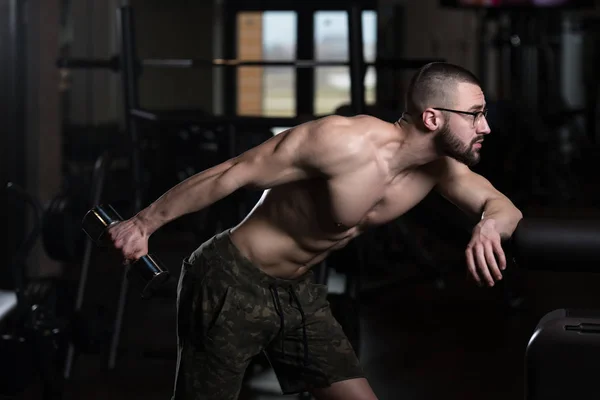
[57,56,445,71]
[56,56,120,71]
[108,4,140,372]
[4,0,27,284]
[142,59,345,67]
[120,5,142,212]
[142,58,444,68]
[296,8,315,117]
[130,108,307,127]
[348,2,365,114]
[223,5,236,117]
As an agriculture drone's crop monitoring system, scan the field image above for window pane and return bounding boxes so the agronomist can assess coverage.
[263,11,297,117]
[362,11,377,63]
[314,12,349,115]
[263,12,296,61]
[236,12,264,116]
[261,66,296,117]
[236,11,297,117]
[314,11,377,115]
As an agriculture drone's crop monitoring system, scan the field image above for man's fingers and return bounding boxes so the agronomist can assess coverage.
[484,243,502,281]
[475,244,494,287]
[492,240,507,270]
[465,247,481,286]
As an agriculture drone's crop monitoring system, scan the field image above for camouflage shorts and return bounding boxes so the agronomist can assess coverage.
[171,230,364,400]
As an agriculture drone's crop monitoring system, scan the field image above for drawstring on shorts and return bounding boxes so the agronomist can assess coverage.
[269,284,309,367]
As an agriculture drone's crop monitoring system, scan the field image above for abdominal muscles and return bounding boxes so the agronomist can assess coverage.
[231,180,374,277]
[230,168,434,279]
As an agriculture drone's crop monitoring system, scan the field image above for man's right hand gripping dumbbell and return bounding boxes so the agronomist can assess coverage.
[82,204,170,298]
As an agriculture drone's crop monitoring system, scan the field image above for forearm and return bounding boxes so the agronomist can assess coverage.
[480,196,523,239]
[135,161,238,235]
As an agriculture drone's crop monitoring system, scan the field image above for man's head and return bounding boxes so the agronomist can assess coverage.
[404,62,491,166]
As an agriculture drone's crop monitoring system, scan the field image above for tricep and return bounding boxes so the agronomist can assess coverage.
[220,128,312,191]
[220,115,368,191]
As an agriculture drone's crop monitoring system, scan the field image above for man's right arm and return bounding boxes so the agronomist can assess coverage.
[134,115,368,236]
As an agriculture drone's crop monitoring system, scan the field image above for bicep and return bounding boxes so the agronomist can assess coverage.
[434,159,503,217]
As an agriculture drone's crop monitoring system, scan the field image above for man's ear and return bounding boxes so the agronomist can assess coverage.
[422,108,442,132]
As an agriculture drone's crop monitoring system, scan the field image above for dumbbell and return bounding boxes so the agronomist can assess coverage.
[81,204,170,298]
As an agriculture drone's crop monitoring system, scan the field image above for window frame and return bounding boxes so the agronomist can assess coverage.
[223,1,377,117]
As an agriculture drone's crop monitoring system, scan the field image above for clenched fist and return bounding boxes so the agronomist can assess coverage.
[106,216,149,264]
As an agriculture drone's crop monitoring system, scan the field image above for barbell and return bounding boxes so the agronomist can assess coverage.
[56,55,445,72]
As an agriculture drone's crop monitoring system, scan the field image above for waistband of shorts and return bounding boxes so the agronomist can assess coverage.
[211,229,313,288]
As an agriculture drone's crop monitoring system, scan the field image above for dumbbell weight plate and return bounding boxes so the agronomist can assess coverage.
[127,255,171,298]
[81,204,123,245]
[42,193,86,262]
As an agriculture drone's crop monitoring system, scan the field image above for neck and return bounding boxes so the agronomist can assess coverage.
[389,118,441,172]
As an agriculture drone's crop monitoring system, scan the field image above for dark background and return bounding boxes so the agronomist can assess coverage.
[2,0,600,399]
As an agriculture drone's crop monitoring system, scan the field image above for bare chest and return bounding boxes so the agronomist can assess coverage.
[311,168,436,231]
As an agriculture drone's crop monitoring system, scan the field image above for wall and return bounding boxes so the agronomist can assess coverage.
[66,0,217,123]
[131,0,215,112]
[67,0,121,126]
[376,0,482,110]
[401,0,479,72]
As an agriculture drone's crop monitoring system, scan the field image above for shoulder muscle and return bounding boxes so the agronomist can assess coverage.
[225,115,373,189]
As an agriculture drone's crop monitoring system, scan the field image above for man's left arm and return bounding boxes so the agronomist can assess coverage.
[433,158,523,287]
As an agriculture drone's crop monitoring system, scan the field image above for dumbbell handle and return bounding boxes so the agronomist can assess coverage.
[82,204,170,298]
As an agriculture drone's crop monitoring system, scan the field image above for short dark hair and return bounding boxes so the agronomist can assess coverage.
[404,62,481,116]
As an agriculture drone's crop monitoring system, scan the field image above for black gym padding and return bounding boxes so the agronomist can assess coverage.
[512,217,600,272]
[526,308,600,400]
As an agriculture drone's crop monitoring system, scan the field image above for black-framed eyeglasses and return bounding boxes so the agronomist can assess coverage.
[433,107,488,127]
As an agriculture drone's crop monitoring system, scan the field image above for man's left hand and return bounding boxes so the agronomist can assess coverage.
[465,218,506,287]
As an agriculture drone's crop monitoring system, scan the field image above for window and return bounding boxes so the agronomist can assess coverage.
[314,10,377,115]
[232,8,376,118]
[236,11,297,117]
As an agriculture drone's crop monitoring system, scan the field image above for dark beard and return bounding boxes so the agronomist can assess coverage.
[434,122,481,166]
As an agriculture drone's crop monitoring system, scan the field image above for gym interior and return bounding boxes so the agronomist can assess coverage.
[2,0,600,399]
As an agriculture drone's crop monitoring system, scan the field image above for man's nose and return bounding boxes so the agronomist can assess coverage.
[478,117,491,135]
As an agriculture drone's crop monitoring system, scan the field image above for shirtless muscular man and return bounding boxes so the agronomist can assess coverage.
[107,62,523,400]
